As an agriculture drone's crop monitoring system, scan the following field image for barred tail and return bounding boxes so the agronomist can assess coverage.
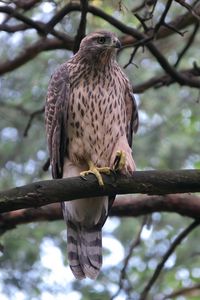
[67,221,102,280]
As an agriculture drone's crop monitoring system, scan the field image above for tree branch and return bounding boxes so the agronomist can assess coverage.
[134,66,200,93]
[1,193,200,234]
[23,107,44,137]
[1,2,200,90]
[140,219,200,300]
[154,0,173,36]
[0,37,73,75]
[175,0,200,22]
[122,2,200,44]
[81,5,200,88]
[0,5,46,35]
[111,217,146,300]
[0,23,29,32]
[174,22,199,68]
[163,283,200,299]
[111,193,200,219]
[73,0,88,53]
[1,170,200,213]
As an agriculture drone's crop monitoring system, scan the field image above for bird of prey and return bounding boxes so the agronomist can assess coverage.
[45,30,139,280]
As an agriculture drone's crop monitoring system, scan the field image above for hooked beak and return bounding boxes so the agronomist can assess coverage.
[113,37,121,49]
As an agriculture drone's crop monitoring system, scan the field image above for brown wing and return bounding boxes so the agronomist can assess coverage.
[45,63,70,179]
[125,87,139,147]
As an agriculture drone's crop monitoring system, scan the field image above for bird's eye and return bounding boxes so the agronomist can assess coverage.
[97,37,106,44]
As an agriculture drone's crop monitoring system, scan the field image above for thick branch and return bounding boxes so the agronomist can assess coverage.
[0,37,73,75]
[0,170,200,213]
[0,23,29,32]
[134,66,200,93]
[0,5,46,35]
[1,193,200,234]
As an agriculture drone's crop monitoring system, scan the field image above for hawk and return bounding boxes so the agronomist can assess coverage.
[45,31,139,280]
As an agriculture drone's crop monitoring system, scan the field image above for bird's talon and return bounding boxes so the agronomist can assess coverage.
[114,150,126,171]
[80,162,111,186]
[80,173,89,180]
[80,170,90,177]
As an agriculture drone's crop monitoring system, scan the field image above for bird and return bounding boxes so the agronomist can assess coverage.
[45,30,139,280]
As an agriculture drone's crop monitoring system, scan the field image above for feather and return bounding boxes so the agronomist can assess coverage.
[67,221,102,279]
[45,63,70,178]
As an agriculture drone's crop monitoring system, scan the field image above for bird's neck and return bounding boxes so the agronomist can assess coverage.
[74,49,116,68]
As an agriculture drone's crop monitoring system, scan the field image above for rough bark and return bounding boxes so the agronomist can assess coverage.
[1,170,200,213]
[1,193,200,235]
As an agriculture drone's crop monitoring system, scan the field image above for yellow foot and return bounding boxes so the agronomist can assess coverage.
[113,150,126,171]
[80,161,111,186]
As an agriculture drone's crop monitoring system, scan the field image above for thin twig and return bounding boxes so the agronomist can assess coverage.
[154,0,173,37]
[73,0,88,53]
[111,217,147,299]
[163,21,186,36]
[140,219,200,300]
[23,107,44,137]
[123,46,139,69]
[134,13,149,32]
[132,0,158,20]
[174,22,199,67]
[175,0,200,21]
[131,1,146,13]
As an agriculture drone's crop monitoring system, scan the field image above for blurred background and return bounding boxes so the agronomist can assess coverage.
[0,1,200,299]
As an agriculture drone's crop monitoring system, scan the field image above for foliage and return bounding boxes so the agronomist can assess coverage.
[0,0,200,299]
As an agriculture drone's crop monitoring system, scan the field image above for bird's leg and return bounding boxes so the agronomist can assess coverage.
[80,160,111,186]
[113,150,126,171]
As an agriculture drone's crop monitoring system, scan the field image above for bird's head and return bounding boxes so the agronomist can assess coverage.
[78,31,121,63]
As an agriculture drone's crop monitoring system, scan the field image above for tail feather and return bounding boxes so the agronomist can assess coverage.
[80,229,102,279]
[67,221,85,279]
[67,221,102,280]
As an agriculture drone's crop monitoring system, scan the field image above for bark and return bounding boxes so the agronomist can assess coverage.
[1,193,200,234]
[0,169,200,213]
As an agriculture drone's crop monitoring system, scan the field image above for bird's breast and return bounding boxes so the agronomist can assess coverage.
[67,72,127,167]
